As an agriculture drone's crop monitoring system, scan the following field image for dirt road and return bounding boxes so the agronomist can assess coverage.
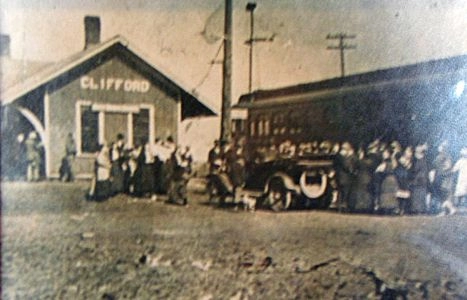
[2,181,466,299]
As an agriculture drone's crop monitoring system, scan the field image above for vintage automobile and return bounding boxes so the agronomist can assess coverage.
[243,154,337,211]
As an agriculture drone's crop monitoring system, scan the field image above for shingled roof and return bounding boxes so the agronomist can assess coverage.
[1,35,216,118]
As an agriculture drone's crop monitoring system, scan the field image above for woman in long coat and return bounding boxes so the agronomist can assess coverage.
[411,145,429,214]
[110,135,126,195]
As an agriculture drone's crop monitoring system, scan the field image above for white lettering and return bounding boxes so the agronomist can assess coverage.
[80,76,150,93]
[106,78,115,90]
[140,81,150,93]
[80,76,90,89]
[90,78,98,90]
[115,79,123,91]
[124,80,133,92]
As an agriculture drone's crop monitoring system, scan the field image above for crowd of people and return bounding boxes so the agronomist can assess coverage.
[5,129,467,216]
[88,134,193,205]
[251,138,467,215]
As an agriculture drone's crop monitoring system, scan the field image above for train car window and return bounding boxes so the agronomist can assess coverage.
[264,119,270,136]
[249,121,256,136]
[258,120,264,136]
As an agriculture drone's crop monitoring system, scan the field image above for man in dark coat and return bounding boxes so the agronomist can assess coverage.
[430,141,453,214]
[208,140,222,174]
[335,142,358,212]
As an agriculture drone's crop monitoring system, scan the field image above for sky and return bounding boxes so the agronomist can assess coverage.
[1,0,467,159]
[2,0,467,109]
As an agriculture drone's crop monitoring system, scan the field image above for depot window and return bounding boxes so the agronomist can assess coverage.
[76,101,154,155]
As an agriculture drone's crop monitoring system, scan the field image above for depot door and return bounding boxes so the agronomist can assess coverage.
[102,108,151,147]
[104,112,128,145]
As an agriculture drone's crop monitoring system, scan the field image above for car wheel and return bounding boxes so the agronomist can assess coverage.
[267,178,292,212]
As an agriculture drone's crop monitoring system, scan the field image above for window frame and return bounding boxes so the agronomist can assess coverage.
[75,100,155,156]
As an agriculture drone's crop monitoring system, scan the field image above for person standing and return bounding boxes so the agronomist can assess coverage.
[228,144,247,204]
[60,133,77,182]
[411,144,429,214]
[393,149,413,215]
[208,140,222,174]
[159,136,176,194]
[110,133,127,195]
[335,142,358,212]
[167,146,190,205]
[25,131,42,182]
[151,138,164,196]
[430,141,453,214]
[139,139,156,198]
[131,139,147,197]
[366,140,383,212]
[88,144,112,201]
[353,145,372,212]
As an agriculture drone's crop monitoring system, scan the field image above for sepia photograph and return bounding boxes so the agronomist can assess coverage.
[1,0,467,298]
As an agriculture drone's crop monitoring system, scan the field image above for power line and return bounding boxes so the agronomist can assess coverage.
[326,33,356,77]
[192,41,224,93]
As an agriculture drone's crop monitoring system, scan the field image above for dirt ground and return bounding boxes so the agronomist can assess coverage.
[1,180,467,299]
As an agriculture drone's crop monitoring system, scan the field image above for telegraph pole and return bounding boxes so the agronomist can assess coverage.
[220,0,233,142]
[245,2,274,93]
[326,33,356,77]
[246,2,256,93]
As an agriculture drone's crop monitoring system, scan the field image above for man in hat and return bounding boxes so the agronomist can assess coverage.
[334,142,358,212]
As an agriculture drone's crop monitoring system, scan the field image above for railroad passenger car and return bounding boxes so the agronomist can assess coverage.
[233,55,467,154]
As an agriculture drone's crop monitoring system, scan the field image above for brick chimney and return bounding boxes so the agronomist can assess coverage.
[84,16,101,49]
[0,34,11,57]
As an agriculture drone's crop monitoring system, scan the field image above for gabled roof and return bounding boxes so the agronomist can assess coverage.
[0,58,52,92]
[238,54,467,105]
[1,35,216,117]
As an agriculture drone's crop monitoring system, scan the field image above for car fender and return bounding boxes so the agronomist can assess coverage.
[264,172,300,194]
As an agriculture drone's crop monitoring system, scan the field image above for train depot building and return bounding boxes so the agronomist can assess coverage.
[233,54,467,152]
[1,20,214,179]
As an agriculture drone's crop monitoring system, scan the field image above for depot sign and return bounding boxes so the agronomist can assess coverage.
[80,76,150,93]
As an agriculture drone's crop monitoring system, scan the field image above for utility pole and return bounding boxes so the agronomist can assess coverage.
[220,0,233,142]
[245,2,274,93]
[326,33,356,77]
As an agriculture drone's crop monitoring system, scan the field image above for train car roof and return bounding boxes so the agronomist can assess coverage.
[237,54,467,106]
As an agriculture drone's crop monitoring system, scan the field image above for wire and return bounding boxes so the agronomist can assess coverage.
[192,41,224,92]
